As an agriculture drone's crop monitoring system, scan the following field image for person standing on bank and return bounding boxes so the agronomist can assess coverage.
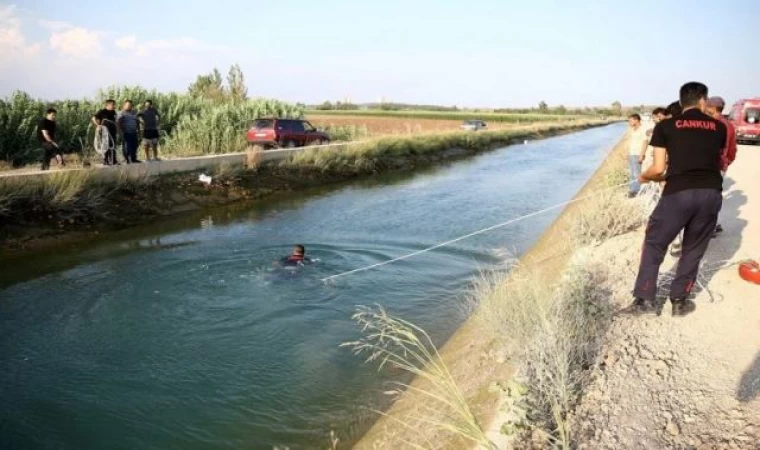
[117,100,140,163]
[666,100,683,119]
[665,100,687,257]
[640,107,668,175]
[627,82,727,317]
[37,108,64,170]
[626,113,648,197]
[138,100,160,161]
[92,99,119,165]
[705,96,738,237]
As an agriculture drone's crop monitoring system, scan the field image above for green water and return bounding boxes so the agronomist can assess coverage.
[0,124,624,449]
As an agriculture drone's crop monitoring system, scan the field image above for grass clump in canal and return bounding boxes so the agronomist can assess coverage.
[343,305,496,449]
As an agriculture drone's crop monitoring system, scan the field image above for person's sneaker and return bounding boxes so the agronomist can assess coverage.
[671,297,696,317]
[670,243,682,257]
[628,192,638,199]
[622,297,658,316]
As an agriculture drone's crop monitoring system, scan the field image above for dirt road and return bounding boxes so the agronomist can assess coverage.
[573,144,760,449]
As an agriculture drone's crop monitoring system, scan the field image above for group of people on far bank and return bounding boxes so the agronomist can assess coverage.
[625,82,738,317]
[36,99,161,170]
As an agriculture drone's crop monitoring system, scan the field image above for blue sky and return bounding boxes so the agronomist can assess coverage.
[0,0,756,107]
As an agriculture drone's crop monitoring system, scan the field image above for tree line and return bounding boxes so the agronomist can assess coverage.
[312,99,646,116]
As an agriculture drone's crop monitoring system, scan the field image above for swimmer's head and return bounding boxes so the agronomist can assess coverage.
[292,245,305,256]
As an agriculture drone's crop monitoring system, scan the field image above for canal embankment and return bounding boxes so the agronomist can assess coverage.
[0,119,613,253]
[353,130,637,449]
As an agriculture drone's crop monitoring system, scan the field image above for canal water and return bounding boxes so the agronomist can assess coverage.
[0,123,624,450]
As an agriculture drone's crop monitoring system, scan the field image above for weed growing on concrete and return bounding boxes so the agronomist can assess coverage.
[343,305,497,449]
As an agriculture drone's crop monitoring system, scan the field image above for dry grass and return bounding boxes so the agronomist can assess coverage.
[343,305,496,450]
[516,264,613,448]
[347,147,649,449]
[569,167,651,247]
[308,114,520,138]
[0,169,153,228]
[469,161,649,448]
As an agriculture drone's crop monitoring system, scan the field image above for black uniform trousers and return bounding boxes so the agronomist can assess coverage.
[633,188,722,301]
[40,142,61,170]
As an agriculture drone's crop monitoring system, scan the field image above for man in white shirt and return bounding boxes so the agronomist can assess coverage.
[627,114,648,197]
[641,107,668,173]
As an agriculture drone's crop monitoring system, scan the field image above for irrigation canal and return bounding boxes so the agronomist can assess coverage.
[0,123,625,449]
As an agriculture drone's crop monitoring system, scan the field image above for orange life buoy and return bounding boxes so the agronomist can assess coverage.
[738,260,760,285]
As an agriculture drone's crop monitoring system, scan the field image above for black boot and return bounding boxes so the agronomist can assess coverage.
[622,297,658,316]
[671,297,696,317]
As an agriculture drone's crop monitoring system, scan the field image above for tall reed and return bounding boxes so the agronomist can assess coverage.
[0,89,303,166]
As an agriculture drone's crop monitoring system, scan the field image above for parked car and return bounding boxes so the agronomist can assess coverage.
[461,120,487,131]
[728,98,760,145]
[246,118,330,149]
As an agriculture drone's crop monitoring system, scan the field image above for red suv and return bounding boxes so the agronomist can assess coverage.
[246,118,330,149]
[728,98,760,145]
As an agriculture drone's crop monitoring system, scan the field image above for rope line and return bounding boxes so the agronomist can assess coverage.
[93,124,114,157]
[321,181,631,282]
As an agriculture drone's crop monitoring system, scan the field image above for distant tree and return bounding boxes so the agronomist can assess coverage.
[317,101,334,110]
[227,64,248,103]
[556,105,567,115]
[611,101,623,116]
[334,101,359,110]
[538,101,548,112]
[188,68,225,102]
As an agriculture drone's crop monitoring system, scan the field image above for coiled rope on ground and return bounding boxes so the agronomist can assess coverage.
[93,123,114,158]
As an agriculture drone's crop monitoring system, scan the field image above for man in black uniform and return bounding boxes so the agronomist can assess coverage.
[37,108,63,170]
[627,82,726,317]
[92,99,118,165]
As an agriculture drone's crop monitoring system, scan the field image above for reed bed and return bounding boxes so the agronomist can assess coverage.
[0,89,302,166]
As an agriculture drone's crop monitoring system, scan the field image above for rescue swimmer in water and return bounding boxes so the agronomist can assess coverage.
[279,245,312,267]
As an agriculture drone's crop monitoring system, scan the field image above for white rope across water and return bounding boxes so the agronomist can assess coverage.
[321,181,631,282]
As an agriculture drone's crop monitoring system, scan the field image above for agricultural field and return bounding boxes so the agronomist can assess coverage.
[306,109,603,141]
[305,109,599,123]
[308,114,518,138]
[0,85,606,172]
